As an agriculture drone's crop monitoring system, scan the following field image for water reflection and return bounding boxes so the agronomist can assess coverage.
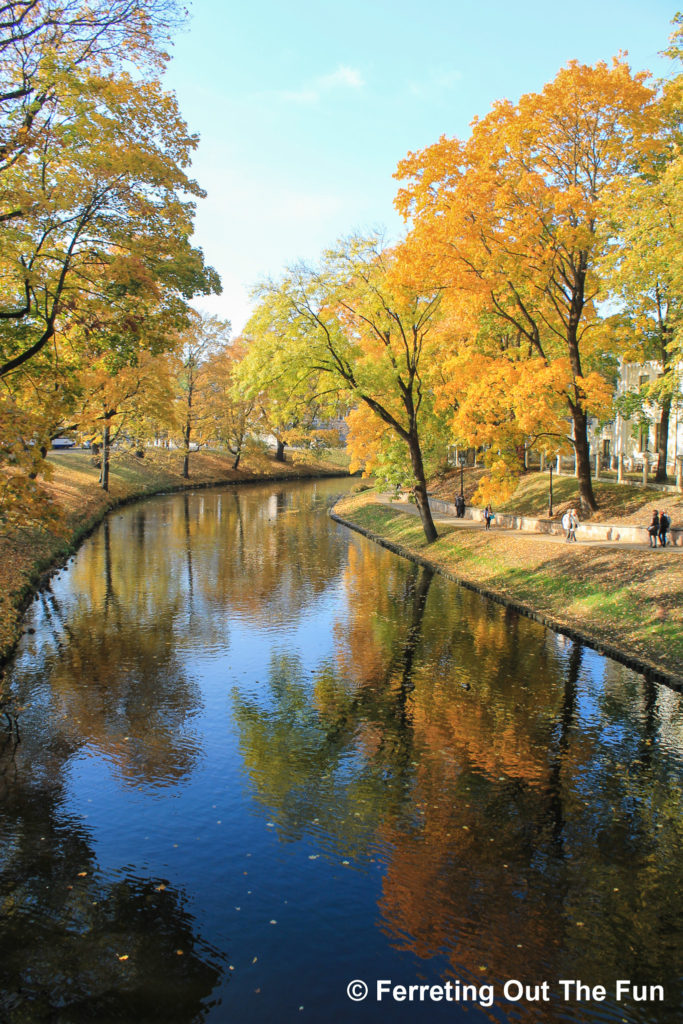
[233,530,683,1023]
[0,708,223,1022]
[1,479,682,1023]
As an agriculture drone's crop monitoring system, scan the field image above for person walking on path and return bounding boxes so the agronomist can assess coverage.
[562,508,579,542]
[568,508,579,543]
[658,510,670,547]
[648,510,660,548]
[455,494,465,518]
[484,504,494,531]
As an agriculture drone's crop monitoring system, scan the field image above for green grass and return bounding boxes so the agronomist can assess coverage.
[496,472,675,521]
[293,446,352,470]
[429,464,681,523]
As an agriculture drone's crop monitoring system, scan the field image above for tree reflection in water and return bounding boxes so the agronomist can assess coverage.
[1,480,681,1024]
[233,534,683,1023]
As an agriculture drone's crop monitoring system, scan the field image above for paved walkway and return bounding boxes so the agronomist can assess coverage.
[377,495,681,552]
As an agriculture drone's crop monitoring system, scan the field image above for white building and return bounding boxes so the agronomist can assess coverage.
[591,360,683,477]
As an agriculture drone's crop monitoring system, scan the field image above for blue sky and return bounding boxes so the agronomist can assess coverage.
[163,1,678,332]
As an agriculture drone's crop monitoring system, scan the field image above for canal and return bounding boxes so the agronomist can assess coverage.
[0,478,681,1023]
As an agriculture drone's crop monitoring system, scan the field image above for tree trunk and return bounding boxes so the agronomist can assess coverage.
[275,439,286,462]
[655,394,671,483]
[182,414,191,479]
[99,423,110,492]
[408,432,438,543]
[232,451,241,470]
[571,407,597,512]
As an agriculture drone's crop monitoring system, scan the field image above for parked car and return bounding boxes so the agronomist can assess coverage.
[51,438,76,449]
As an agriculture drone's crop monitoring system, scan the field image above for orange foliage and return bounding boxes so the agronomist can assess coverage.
[395,58,660,507]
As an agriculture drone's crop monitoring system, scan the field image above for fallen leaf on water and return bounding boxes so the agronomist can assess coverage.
[176,949,184,956]
[118,955,129,961]
[270,920,277,925]
[252,957,258,964]
[77,871,87,877]
[155,884,166,892]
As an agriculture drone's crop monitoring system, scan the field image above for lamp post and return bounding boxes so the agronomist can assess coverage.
[459,453,467,499]
[548,460,554,518]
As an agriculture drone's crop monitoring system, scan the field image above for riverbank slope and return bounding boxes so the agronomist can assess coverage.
[1,447,348,669]
[332,489,683,691]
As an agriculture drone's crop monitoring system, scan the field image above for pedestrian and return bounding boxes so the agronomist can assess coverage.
[658,509,670,548]
[567,508,579,543]
[647,510,660,548]
[455,494,465,518]
[484,504,494,530]
[561,508,572,542]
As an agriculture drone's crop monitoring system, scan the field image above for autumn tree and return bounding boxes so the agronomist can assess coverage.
[202,337,257,470]
[0,72,218,383]
[76,350,175,489]
[0,0,181,186]
[436,337,581,501]
[396,58,659,512]
[238,306,333,464]
[603,18,683,481]
[171,313,231,478]
[243,235,444,542]
[0,63,219,514]
[0,2,189,363]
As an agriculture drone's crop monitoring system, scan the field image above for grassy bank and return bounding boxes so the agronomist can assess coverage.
[332,489,683,689]
[429,466,683,524]
[0,446,349,669]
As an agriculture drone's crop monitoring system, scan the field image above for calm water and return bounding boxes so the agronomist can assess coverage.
[1,478,682,1024]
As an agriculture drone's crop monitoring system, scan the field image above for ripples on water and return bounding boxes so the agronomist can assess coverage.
[0,479,681,1023]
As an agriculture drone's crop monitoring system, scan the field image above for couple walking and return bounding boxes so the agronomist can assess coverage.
[648,510,670,548]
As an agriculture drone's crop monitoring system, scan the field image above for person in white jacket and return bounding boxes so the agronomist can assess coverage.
[562,508,579,542]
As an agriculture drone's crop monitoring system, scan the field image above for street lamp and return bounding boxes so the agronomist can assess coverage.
[459,453,467,499]
[548,459,554,517]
